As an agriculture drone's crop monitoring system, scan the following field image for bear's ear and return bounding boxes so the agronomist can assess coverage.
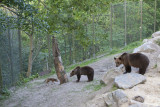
[114,57,116,60]
[76,66,80,69]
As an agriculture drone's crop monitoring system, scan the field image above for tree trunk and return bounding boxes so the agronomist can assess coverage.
[26,35,33,77]
[26,17,34,77]
[52,36,68,84]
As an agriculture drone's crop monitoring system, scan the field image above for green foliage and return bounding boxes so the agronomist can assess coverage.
[0,87,10,100]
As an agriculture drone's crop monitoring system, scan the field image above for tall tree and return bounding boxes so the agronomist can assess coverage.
[52,36,68,84]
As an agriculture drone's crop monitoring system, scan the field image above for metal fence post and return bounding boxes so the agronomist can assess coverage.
[110,3,113,50]
[92,15,96,57]
[124,0,127,46]
[154,0,157,32]
[140,0,143,40]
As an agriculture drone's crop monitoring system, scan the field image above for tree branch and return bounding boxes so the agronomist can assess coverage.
[38,0,50,11]
[0,4,19,16]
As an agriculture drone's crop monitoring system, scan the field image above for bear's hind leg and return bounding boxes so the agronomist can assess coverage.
[124,66,131,74]
[139,68,146,75]
[87,75,91,82]
[90,73,94,81]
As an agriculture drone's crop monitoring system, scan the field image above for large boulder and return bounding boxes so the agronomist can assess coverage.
[100,68,123,85]
[157,54,160,72]
[103,89,129,107]
[115,73,146,89]
[152,31,160,38]
[133,41,160,53]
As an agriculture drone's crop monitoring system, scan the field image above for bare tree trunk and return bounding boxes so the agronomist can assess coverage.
[26,16,34,77]
[52,36,68,84]
[27,34,33,77]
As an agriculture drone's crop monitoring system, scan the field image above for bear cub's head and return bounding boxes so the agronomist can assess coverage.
[114,57,123,67]
[70,66,80,77]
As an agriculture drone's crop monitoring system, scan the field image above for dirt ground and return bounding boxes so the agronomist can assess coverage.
[0,54,116,107]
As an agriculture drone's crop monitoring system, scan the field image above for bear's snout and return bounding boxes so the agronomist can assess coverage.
[70,73,73,77]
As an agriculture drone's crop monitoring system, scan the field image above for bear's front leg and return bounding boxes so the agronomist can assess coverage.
[124,65,131,74]
[76,74,81,82]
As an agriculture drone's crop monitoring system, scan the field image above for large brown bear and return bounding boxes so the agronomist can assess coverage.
[70,66,94,82]
[114,52,149,75]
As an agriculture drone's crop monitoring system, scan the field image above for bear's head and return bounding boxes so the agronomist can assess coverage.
[114,57,123,67]
[70,66,81,77]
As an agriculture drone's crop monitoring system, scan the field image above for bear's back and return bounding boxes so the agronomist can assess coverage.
[80,66,94,75]
[129,53,149,68]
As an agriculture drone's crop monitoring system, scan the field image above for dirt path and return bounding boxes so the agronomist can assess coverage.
[0,55,117,107]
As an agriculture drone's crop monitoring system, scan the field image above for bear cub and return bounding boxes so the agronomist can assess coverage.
[45,78,58,83]
[114,52,149,75]
[70,66,94,82]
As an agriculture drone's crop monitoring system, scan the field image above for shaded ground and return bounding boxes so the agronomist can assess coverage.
[0,54,117,107]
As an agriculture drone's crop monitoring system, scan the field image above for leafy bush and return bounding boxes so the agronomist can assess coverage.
[0,87,10,100]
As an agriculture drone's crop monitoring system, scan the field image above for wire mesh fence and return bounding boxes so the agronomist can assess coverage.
[0,0,159,88]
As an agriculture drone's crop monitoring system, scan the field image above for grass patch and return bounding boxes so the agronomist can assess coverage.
[152,64,157,69]
[83,82,106,92]
[155,38,160,46]
[111,84,118,91]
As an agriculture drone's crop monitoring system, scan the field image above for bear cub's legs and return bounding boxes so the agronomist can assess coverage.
[76,74,81,82]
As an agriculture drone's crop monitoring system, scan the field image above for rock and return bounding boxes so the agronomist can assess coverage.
[115,73,146,89]
[133,42,160,53]
[157,54,160,72]
[132,96,144,103]
[100,68,122,85]
[152,31,160,38]
[143,39,149,43]
[129,100,160,107]
[85,95,106,107]
[103,89,129,107]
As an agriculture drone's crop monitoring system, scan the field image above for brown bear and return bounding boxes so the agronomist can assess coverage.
[45,78,58,83]
[114,52,149,75]
[70,66,94,82]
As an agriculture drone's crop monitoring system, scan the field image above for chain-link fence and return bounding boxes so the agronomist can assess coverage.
[0,0,159,88]
[0,27,21,88]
